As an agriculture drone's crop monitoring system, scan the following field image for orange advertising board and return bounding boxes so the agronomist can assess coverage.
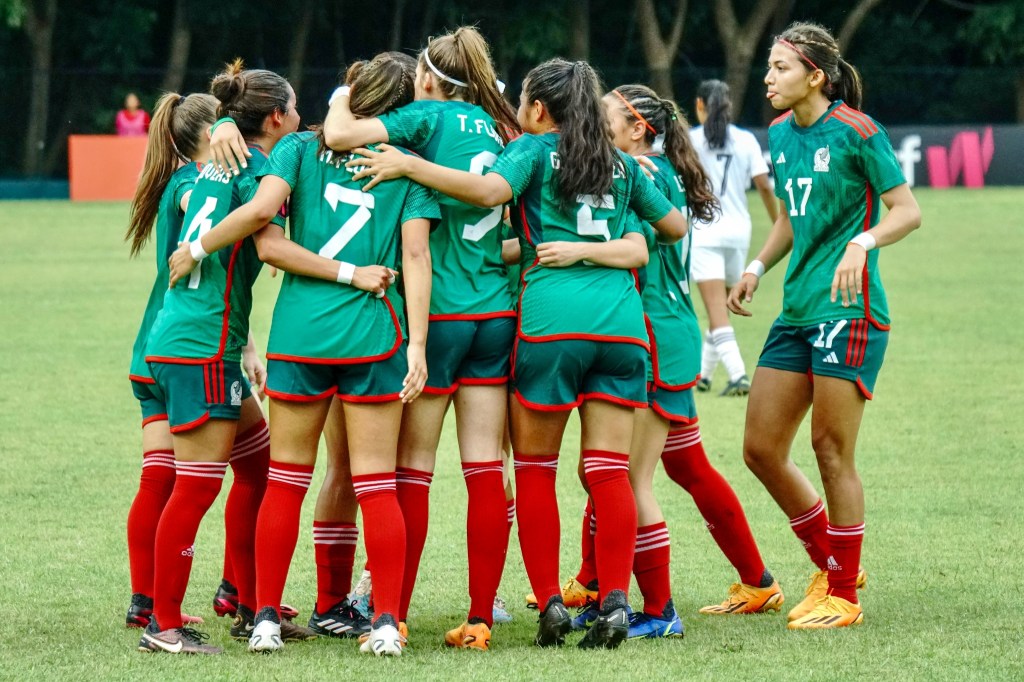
[68,135,148,201]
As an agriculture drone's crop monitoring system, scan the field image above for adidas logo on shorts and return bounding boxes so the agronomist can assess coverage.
[822,352,840,364]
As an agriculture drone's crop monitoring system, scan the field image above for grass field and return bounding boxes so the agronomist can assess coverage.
[1,189,1022,680]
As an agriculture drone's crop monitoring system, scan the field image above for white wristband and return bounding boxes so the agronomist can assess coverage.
[336,261,356,284]
[189,239,209,262]
[744,259,766,279]
[328,85,351,106]
[849,232,877,251]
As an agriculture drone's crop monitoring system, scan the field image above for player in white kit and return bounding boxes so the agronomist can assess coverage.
[689,80,778,396]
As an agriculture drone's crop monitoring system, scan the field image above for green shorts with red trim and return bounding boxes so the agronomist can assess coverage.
[757,317,888,399]
[424,317,515,394]
[511,337,647,410]
[265,344,407,403]
[146,360,246,433]
[131,378,168,427]
[647,383,698,425]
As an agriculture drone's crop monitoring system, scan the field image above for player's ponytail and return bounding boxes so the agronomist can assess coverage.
[420,27,520,143]
[696,79,731,149]
[775,22,863,111]
[126,92,217,257]
[209,58,291,139]
[525,58,621,208]
[610,84,718,224]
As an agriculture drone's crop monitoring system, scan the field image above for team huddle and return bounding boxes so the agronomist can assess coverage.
[123,21,920,657]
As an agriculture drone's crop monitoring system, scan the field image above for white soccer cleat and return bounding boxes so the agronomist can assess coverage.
[359,622,404,657]
[248,618,283,653]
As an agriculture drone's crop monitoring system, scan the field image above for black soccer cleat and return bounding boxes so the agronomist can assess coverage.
[534,595,572,647]
[126,592,154,628]
[308,599,372,639]
[577,589,630,650]
[213,579,239,617]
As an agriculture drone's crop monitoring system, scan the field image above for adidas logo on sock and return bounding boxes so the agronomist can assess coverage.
[180,545,195,558]
[827,555,842,571]
[822,352,839,364]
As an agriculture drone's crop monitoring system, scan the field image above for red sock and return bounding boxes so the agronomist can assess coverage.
[513,453,560,609]
[462,461,508,626]
[574,498,597,587]
[789,499,830,571]
[353,473,406,621]
[152,460,227,629]
[581,450,636,601]
[826,523,864,603]
[661,427,766,585]
[224,420,270,610]
[254,461,314,615]
[633,522,672,616]
[127,450,175,596]
[313,521,358,613]
[396,467,432,621]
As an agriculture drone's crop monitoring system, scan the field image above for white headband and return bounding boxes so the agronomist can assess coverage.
[423,49,468,88]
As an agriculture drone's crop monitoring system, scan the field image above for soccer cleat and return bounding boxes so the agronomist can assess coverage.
[308,599,371,639]
[577,590,630,650]
[526,577,598,610]
[248,607,284,653]
[213,579,239,617]
[280,603,300,621]
[534,596,572,647]
[695,378,712,393]
[230,605,256,640]
[359,614,405,656]
[139,618,222,655]
[444,619,491,651]
[699,580,785,615]
[281,617,317,641]
[126,593,202,628]
[492,596,513,624]
[787,595,863,630]
[349,569,374,620]
[788,568,867,622]
[720,375,751,397]
[571,602,599,631]
[627,599,685,639]
[358,620,408,647]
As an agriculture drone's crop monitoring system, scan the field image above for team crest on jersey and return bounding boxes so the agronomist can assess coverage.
[230,381,242,406]
[814,146,831,172]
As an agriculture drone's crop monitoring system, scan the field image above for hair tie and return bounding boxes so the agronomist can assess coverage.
[777,38,820,72]
[423,48,468,88]
[613,89,658,135]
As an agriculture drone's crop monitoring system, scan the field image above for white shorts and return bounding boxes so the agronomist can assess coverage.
[690,245,747,286]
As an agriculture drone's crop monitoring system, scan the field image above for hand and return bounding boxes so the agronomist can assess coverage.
[400,342,427,403]
[209,120,250,176]
[241,349,267,400]
[268,266,278,278]
[168,242,199,288]
[634,155,659,180]
[536,241,586,267]
[346,144,411,191]
[831,243,867,307]
[352,265,398,297]
[727,273,759,317]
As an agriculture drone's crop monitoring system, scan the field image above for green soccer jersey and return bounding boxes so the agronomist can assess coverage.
[768,101,905,329]
[260,131,440,362]
[129,163,201,380]
[639,154,701,388]
[146,145,284,364]
[490,132,674,346]
[380,100,513,319]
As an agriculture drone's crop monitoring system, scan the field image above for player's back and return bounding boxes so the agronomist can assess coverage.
[690,124,767,245]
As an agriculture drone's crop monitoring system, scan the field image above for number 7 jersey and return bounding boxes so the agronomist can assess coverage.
[768,100,905,329]
[259,131,440,362]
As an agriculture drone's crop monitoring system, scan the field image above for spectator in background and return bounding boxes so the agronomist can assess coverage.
[116,93,151,136]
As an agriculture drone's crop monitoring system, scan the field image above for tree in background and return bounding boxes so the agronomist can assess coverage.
[635,0,686,99]
[962,0,1024,123]
[3,0,56,176]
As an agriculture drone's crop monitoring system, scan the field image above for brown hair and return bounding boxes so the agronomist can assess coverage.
[609,84,718,224]
[209,58,292,139]
[419,26,520,143]
[775,22,863,110]
[125,92,217,257]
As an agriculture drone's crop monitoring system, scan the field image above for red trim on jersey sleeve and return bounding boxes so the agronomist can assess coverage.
[265,297,404,365]
[129,374,156,384]
[141,414,169,427]
[429,311,516,322]
[170,412,211,433]
[264,386,337,402]
[770,111,794,127]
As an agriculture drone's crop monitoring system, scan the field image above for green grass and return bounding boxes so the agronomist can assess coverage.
[1,189,1022,680]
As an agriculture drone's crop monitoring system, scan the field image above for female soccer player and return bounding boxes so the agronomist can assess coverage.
[689,79,778,396]
[729,22,921,630]
[320,27,520,650]
[138,62,302,656]
[170,51,436,656]
[592,85,783,639]
[348,58,688,650]
[123,91,272,633]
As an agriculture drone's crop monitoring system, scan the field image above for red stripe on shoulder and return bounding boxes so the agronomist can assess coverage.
[770,111,793,127]
[830,109,870,140]
[838,105,878,134]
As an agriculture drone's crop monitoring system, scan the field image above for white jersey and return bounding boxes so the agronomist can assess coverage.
[689,123,769,248]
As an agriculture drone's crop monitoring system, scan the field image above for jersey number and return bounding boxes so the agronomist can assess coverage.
[462,151,503,242]
[576,194,614,240]
[183,196,218,289]
[322,184,375,258]
[715,153,733,194]
[784,177,812,217]
[813,319,848,348]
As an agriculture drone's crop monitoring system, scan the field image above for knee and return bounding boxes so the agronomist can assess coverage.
[811,433,852,484]
[742,442,777,475]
